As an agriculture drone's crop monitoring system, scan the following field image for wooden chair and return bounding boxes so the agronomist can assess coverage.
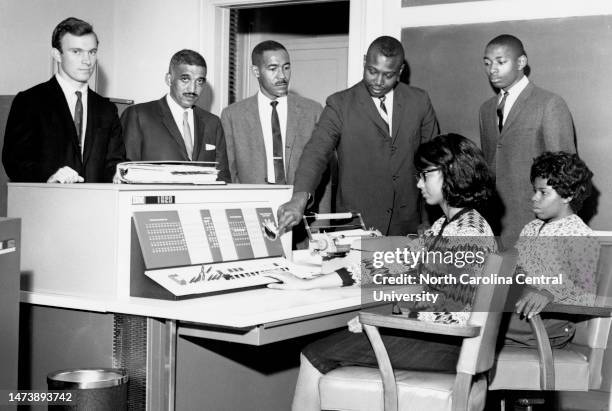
[488,235,612,410]
[318,249,518,411]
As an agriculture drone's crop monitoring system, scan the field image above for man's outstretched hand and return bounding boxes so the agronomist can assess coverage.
[277,192,309,236]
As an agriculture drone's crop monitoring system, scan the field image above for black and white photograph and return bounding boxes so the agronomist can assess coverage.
[1,0,611,410]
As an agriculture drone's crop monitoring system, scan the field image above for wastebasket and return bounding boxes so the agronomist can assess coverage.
[47,368,128,410]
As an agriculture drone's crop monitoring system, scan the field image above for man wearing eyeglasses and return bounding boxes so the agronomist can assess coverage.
[3,17,125,183]
[278,36,439,236]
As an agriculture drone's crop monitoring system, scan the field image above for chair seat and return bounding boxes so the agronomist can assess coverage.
[319,366,486,411]
[489,346,589,391]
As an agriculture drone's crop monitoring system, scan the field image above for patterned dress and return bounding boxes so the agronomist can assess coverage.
[304,208,497,373]
[504,214,599,347]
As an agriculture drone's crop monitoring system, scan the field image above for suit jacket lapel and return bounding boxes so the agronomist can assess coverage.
[391,86,405,142]
[502,82,534,135]
[193,107,204,158]
[482,96,502,144]
[158,97,189,159]
[49,77,82,162]
[285,95,299,182]
[357,82,390,137]
[82,89,95,165]
[247,97,268,181]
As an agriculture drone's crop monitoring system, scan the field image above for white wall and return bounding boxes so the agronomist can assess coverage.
[109,0,204,104]
[0,0,206,105]
[0,0,115,96]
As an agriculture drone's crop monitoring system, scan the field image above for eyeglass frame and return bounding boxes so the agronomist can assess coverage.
[414,167,441,182]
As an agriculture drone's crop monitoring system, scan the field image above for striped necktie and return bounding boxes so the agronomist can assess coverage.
[379,96,390,134]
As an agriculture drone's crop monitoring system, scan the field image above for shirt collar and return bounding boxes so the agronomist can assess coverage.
[166,94,192,117]
[372,88,394,103]
[55,73,88,97]
[257,90,287,107]
[502,75,529,97]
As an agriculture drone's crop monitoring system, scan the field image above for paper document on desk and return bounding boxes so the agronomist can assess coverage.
[118,161,224,184]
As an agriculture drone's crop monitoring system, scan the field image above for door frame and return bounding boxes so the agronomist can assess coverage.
[199,0,389,114]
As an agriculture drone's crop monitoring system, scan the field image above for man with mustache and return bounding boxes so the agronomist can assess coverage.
[3,17,125,183]
[479,34,576,249]
[221,40,331,228]
[121,49,230,182]
[278,36,438,237]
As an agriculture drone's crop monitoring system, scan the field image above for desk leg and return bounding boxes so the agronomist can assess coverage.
[146,318,177,411]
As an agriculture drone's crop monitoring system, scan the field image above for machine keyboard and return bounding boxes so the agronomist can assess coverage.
[145,257,316,298]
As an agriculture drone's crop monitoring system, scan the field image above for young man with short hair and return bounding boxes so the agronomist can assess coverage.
[479,34,577,248]
[3,17,125,183]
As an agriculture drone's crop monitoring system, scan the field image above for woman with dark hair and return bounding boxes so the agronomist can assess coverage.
[414,132,493,213]
[267,134,497,411]
[505,151,599,347]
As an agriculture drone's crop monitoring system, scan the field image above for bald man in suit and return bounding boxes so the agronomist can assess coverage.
[121,49,230,182]
[278,36,438,237]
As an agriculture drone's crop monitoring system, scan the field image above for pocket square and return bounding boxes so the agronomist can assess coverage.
[205,144,216,151]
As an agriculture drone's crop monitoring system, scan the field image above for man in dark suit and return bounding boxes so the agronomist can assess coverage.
[221,40,330,210]
[278,36,439,236]
[120,49,230,182]
[479,34,576,248]
[2,17,125,183]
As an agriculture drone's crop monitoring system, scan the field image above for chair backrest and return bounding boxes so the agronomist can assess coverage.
[565,234,612,389]
[456,249,518,375]
[109,97,134,117]
[572,235,612,349]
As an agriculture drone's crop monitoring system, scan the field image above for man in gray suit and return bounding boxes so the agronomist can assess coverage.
[121,49,230,182]
[221,40,330,211]
[480,34,576,248]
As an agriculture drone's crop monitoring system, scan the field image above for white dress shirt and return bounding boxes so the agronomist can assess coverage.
[499,75,529,126]
[257,91,288,183]
[55,74,88,154]
[371,89,394,135]
[166,94,195,155]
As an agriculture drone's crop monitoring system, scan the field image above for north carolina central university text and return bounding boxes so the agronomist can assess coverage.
[371,273,564,286]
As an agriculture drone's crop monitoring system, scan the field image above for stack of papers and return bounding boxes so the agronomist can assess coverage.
[118,161,224,184]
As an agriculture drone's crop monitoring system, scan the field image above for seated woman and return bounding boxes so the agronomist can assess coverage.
[267,134,497,411]
[505,151,599,348]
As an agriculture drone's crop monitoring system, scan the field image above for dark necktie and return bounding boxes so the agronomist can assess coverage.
[270,101,286,184]
[74,91,83,154]
[379,95,388,115]
[379,96,390,134]
[496,91,509,133]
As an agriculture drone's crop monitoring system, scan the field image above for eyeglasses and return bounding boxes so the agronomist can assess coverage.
[414,167,441,182]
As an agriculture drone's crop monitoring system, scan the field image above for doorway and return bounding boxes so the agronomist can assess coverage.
[228,1,350,106]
